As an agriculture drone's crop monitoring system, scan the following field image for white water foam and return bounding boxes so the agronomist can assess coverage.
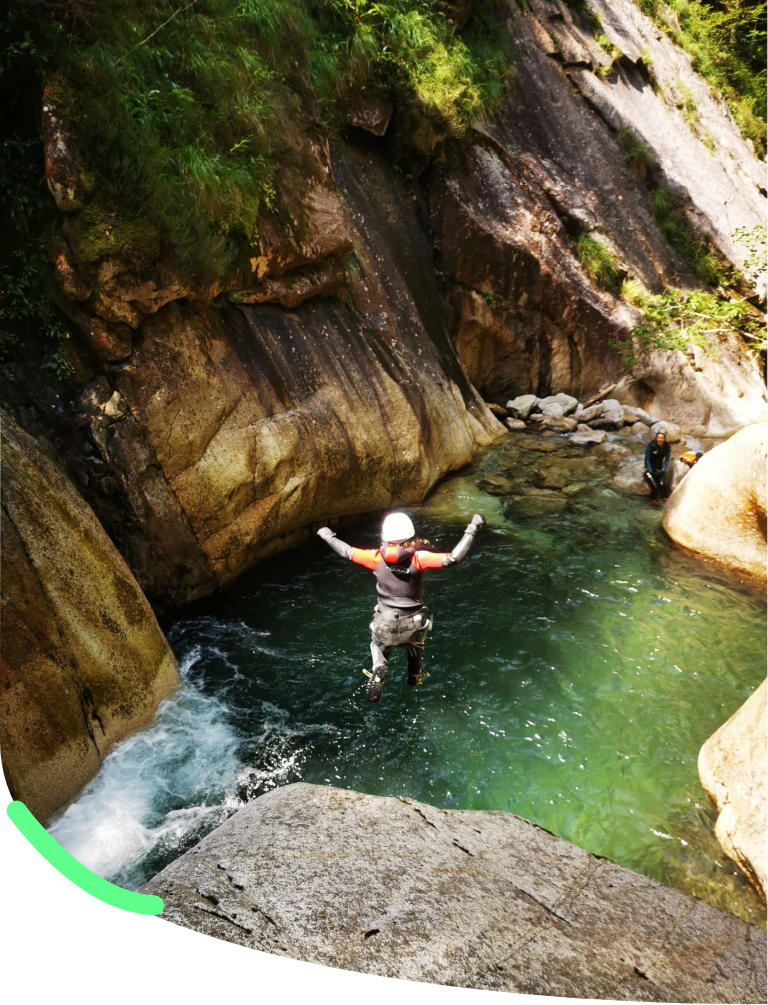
[48,647,244,888]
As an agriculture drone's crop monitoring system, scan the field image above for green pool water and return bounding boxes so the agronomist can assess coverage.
[50,432,766,923]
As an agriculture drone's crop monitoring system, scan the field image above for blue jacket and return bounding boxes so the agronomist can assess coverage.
[645,441,670,474]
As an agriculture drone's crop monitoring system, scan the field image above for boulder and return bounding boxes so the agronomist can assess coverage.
[611,460,650,496]
[485,402,508,419]
[143,783,766,1001]
[505,417,527,431]
[663,423,767,581]
[651,421,682,444]
[577,403,606,424]
[592,407,625,430]
[621,406,638,425]
[698,680,767,900]
[506,394,538,420]
[543,415,578,433]
[538,393,579,416]
[630,421,650,435]
[528,412,546,425]
[577,423,591,432]
[570,429,607,446]
[0,413,179,822]
[541,401,565,418]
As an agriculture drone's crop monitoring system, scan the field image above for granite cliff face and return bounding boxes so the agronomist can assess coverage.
[3,0,763,613]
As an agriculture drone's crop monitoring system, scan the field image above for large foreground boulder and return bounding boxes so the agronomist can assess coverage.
[0,414,179,822]
[662,423,767,582]
[699,680,767,901]
[143,783,766,1001]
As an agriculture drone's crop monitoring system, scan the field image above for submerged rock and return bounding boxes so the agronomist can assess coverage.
[0,413,179,822]
[699,680,767,901]
[663,423,767,581]
[570,429,607,447]
[142,783,766,1001]
[476,475,516,496]
[611,461,650,496]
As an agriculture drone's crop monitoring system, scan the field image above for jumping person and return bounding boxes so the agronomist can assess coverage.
[317,512,486,702]
[644,430,671,505]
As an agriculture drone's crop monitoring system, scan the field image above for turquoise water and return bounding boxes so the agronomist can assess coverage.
[50,431,766,924]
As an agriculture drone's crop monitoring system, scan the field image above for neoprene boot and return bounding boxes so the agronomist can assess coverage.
[366,663,389,702]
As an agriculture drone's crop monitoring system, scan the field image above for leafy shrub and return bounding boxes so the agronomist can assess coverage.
[576,233,621,292]
[611,285,765,367]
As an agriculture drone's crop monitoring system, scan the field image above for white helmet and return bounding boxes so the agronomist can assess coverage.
[382,512,415,543]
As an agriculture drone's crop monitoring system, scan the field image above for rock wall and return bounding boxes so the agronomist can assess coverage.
[0,413,179,822]
[143,782,766,1001]
[3,0,765,612]
[59,140,501,608]
[699,680,767,901]
[429,0,766,429]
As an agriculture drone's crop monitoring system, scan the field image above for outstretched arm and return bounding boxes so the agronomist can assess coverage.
[317,527,380,569]
[441,514,486,566]
[317,527,352,560]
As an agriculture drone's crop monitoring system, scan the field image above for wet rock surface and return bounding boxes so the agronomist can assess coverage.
[143,782,766,1001]
[699,680,767,901]
[0,412,179,822]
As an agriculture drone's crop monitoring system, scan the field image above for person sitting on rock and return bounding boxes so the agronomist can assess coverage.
[644,430,671,505]
[317,511,486,702]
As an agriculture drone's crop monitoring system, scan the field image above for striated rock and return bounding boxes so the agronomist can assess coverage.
[611,460,650,495]
[650,420,681,444]
[143,783,766,1001]
[506,394,538,420]
[663,423,767,582]
[570,429,607,446]
[0,413,179,822]
[699,680,767,900]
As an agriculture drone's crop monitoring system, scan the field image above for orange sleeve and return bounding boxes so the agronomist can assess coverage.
[351,548,381,570]
[414,551,449,570]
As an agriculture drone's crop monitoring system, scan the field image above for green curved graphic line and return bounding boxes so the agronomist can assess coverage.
[6,800,164,915]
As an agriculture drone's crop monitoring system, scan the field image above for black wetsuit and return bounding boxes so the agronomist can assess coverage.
[644,441,670,500]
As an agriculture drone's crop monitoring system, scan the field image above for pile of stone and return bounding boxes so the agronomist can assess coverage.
[496,393,681,447]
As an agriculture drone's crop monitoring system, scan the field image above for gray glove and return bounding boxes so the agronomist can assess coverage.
[317,526,352,559]
[470,513,486,531]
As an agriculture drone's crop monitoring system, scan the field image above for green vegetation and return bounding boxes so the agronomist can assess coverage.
[615,127,656,181]
[1,0,513,365]
[614,283,765,366]
[733,224,767,289]
[576,232,622,292]
[648,184,723,285]
[634,0,767,155]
